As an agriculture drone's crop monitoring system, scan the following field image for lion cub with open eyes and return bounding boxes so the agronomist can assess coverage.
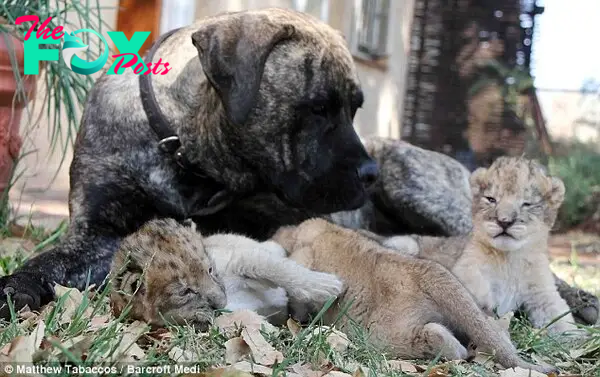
[379,156,580,335]
[109,218,343,328]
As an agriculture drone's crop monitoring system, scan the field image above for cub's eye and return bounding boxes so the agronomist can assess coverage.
[208,266,214,276]
[179,288,196,297]
[522,202,532,208]
[484,196,496,204]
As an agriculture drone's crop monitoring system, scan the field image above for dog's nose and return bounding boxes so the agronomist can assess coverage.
[497,219,515,230]
[357,161,379,187]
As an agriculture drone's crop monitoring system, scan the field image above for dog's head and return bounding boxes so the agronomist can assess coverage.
[191,8,378,214]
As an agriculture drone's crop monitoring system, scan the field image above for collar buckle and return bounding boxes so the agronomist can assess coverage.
[157,136,181,154]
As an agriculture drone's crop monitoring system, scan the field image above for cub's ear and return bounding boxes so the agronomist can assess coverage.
[191,13,296,126]
[547,176,565,209]
[469,167,488,197]
[113,252,147,298]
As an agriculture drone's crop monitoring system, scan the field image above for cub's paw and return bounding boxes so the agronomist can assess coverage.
[0,272,54,319]
[515,359,558,375]
[531,361,559,375]
[290,271,344,305]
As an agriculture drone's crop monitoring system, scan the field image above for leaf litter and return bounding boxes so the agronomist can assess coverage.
[0,284,596,377]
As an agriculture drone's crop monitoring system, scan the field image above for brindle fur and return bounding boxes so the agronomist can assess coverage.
[0,8,595,325]
[332,139,599,325]
[0,9,375,317]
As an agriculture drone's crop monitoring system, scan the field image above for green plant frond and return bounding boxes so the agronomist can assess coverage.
[467,76,498,97]
[1,0,110,189]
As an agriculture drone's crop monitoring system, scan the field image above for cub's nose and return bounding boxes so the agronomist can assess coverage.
[357,160,379,188]
[208,292,227,310]
[497,219,515,230]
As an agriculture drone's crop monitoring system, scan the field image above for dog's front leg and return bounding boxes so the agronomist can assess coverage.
[0,227,120,319]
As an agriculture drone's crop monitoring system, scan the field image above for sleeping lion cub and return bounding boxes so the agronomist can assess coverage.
[272,219,553,373]
[379,156,580,335]
[109,218,343,328]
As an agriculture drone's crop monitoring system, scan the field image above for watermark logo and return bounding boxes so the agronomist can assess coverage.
[62,29,108,75]
[15,15,171,75]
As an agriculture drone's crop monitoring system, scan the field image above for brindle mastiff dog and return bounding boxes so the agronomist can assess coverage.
[0,8,596,325]
[0,8,378,317]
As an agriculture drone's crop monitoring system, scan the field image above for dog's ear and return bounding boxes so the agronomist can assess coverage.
[191,14,296,125]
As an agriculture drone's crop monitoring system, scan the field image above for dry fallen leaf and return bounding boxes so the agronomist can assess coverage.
[323,372,353,377]
[89,321,149,362]
[287,318,302,337]
[498,367,547,377]
[199,368,255,377]
[290,363,324,377]
[232,361,274,377]
[110,325,148,362]
[241,326,283,366]
[351,366,365,377]
[169,345,197,363]
[0,343,11,355]
[224,337,251,364]
[49,334,95,361]
[319,360,336,374]
[29,320,45,351]
[307,326,351,353]
[387,360,419,373]
[216,310,277,338]
[1,336,32,363]
[88,314,111,331]
[53,284,93,325]
[472,351,496,366]
[426,364,450,377]
[0,320,47,365]
[232,361,303,377]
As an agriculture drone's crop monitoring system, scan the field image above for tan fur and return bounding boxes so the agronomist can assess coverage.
[272,219,554,373]
[110,219,226,328]
[382,156,579,334]
[110,219,343,328]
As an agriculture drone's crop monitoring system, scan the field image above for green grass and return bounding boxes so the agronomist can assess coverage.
[548,142,600,230]
[0,223,598,377]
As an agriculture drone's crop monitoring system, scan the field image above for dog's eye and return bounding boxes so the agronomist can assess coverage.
[312,103,328,116]
[208,266,214,275]
[522,202,531,208]
[484,196,496,204]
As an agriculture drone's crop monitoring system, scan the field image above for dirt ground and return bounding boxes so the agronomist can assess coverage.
[548,231,600,296]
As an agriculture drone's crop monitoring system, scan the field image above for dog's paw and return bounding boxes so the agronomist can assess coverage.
[290,271,344,304]
[556,278,599,325]
[0,272,55,319]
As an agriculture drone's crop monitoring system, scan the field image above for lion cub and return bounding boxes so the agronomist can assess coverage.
[272,219,553,373]
[381,156,579,334]
[109,218,343,327]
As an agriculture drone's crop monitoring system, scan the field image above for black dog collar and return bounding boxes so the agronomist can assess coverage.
[138,27,184,156]
[138,27,238,217]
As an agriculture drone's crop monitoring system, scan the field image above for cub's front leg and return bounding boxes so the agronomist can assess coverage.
[522,288,579,335]
[230,241,344,308]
